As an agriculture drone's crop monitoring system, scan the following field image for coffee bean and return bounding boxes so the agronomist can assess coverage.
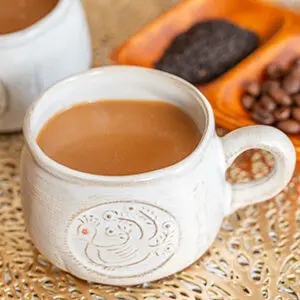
[244,81,260,97]
[241,94,256,111]
[292,107,300,122]
[251,111,275,125]
[266,63,284,79]
[260,95,276,111]
[251,103,275,125]
[293,94,300,107]
[253,103,270,117]
[293,57,300,67]
[277,119,300,134]
[290,64,300,78]
[262,80,280,93]
[242,56,300,133]
[268,86,292,106]
[282,75,300,94]
[274,107,291,121]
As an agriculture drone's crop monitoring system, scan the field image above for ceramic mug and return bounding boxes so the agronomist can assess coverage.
[0,0,92,132]
[21,66,296,286]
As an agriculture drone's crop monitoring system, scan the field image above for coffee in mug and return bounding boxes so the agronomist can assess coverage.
[37,100,201,176]
[0,0,59,34]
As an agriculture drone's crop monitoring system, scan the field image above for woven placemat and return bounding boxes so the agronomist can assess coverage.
[0,0,299,299]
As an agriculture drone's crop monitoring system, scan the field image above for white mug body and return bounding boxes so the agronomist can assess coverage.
[0,0,92,132]
[21,66,295,286]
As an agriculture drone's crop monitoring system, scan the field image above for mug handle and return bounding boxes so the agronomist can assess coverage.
[0,78,8,116]
[221,125,296,215]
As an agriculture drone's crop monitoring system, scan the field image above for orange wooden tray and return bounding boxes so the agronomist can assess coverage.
[112,0,300,160]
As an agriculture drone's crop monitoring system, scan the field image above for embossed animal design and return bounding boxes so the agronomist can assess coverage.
[76,206,176,270]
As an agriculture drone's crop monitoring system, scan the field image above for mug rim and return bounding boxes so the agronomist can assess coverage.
[0,0,70,47]
[23,66,215,184]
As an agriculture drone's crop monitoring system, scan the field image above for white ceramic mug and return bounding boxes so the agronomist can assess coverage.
[0,0,92,132]
[21,66,296,286]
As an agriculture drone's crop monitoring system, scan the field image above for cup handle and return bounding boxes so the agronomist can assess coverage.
[221,125,296,215]
[0,78,8,116]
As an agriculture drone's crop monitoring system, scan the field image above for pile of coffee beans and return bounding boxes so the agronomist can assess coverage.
[155,20,259,84]
[242,58,300,134]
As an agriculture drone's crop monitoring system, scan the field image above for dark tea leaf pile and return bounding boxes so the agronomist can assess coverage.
[155,20,259,84]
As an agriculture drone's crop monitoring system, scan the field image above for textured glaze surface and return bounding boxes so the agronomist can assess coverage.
[21,66,295,285]
[0,79,7,116]
[0,0,92,132]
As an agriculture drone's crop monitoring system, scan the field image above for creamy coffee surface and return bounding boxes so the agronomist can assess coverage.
[37,100,201,176]
[0,0,59,34]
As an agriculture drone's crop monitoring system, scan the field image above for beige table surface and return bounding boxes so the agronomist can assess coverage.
[0,0,299,299]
